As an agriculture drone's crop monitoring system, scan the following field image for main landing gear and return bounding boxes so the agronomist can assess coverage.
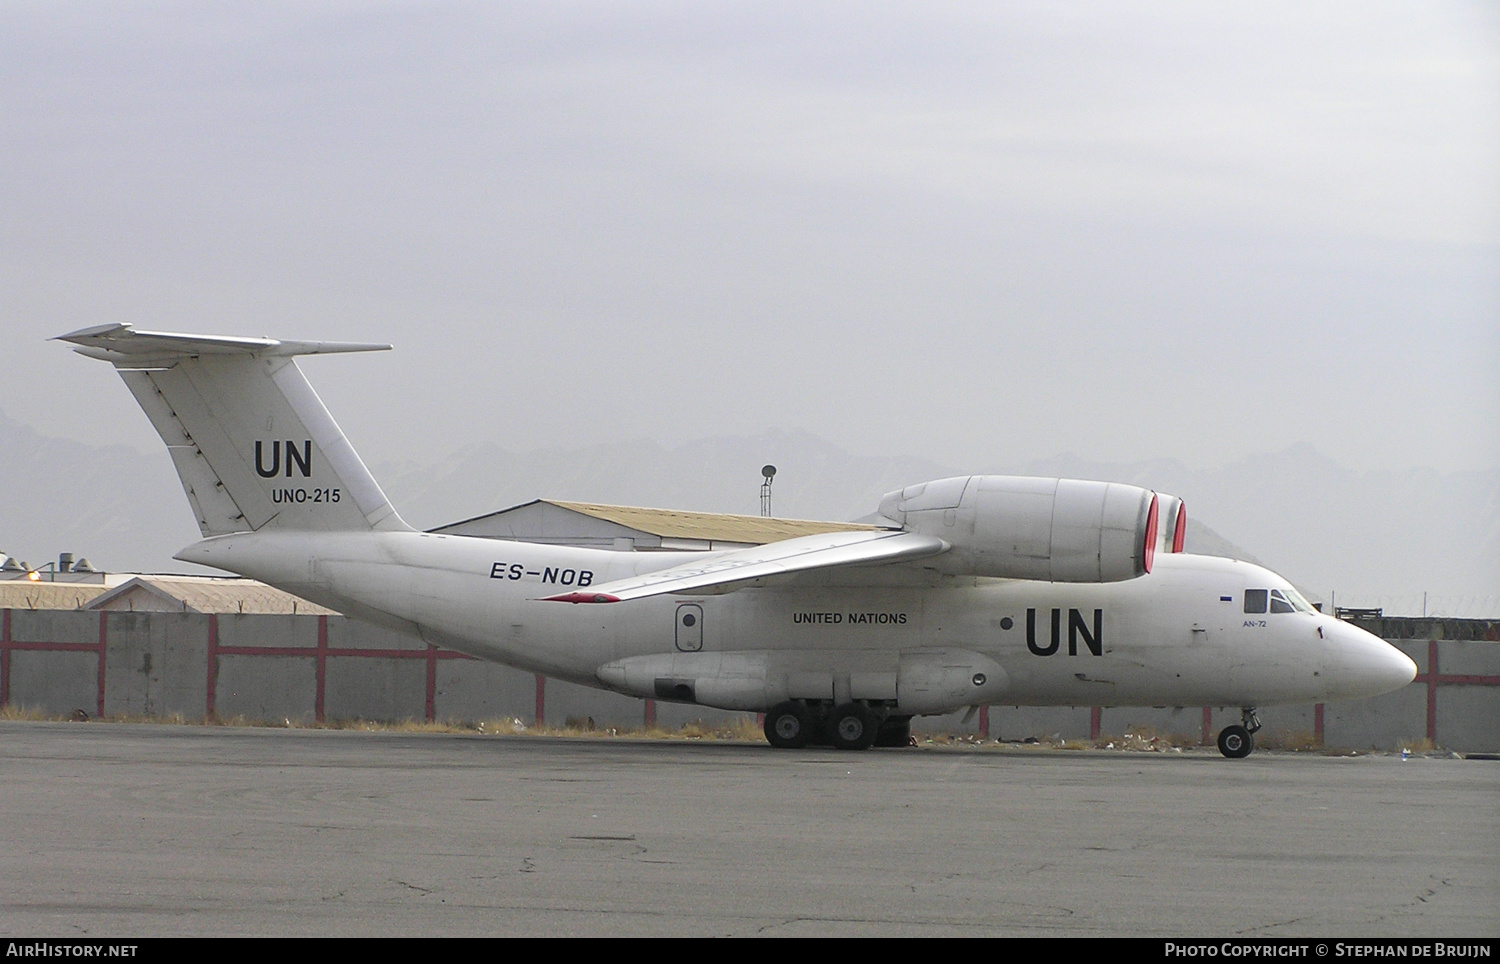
[828,702,879,750]
[1216,707,1262,759]
[763,701,912,751]
[764,701,817,749]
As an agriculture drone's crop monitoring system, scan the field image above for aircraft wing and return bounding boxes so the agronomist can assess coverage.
[541,529,948,603]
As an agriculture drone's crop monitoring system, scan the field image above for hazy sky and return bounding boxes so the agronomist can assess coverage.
[4,2,1497,476]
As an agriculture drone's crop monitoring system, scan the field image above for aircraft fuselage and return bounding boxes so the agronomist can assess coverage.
[176,530,1412,716]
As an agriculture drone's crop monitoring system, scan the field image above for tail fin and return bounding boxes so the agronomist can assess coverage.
[57,324,410,536]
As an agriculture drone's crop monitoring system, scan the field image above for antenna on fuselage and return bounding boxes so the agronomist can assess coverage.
[760,465,776,517]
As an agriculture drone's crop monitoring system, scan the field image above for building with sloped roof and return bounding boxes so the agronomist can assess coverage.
[0,582,111,611]
[83,575,336,615]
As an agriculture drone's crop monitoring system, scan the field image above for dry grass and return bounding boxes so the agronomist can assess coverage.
[0,706,774,742]
[677,717,766,741]
[1256,728,1323,752]
[294,715,768,741]
[1395,736,1438,754]
[312,717,458,733]
[113,711,195,726]
[0,704,52,721]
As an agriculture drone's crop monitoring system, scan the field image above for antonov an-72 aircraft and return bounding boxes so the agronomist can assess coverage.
[59,324,1417,757]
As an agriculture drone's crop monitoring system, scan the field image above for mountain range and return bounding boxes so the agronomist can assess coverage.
[3,411,1495,615]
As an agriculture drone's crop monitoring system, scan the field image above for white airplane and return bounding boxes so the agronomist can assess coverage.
[58,324,1417,757]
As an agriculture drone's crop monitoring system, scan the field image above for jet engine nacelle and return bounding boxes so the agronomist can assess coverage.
[877,475,1159,582]
[1156,493,1187,555]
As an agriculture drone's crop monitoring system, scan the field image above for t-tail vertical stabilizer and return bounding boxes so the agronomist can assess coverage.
[56,324,409,536]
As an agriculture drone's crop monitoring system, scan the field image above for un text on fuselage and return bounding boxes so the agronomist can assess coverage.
[1026,607,1103,656]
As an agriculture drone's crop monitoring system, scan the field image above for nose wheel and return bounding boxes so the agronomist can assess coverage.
[1216,707,1262,759]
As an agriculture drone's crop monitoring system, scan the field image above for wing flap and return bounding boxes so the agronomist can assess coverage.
[541,529,948,603]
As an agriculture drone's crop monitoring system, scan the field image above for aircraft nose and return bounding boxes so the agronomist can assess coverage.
[1326,620,1417,699]
[1364,636,1418,693]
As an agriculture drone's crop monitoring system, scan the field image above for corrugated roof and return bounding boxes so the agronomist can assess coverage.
[545,501,881,544]
[85,576,337,615]
[0,582,111,611]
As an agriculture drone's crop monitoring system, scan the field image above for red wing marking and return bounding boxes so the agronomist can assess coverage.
[541,592,621,604]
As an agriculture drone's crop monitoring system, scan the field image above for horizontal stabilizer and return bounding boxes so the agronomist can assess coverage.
[55,324,390,362]
[543,529,948,603]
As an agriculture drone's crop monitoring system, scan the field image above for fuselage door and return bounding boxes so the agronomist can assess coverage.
[675,604,703,652]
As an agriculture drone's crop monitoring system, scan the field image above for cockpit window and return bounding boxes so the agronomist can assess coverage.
[1280,587,1317,614]
[1248,587,1317,615]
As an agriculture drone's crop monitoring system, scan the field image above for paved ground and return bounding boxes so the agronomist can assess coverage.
[0,721,1495,937]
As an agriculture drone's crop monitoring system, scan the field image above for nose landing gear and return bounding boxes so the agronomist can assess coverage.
[1216,707,1263,759]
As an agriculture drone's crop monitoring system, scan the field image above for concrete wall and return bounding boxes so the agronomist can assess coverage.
[5,609,101,718]
[8,649,97,718]
[214,611,319,723]
[2,609,1496,751]
[102,612,208,718]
